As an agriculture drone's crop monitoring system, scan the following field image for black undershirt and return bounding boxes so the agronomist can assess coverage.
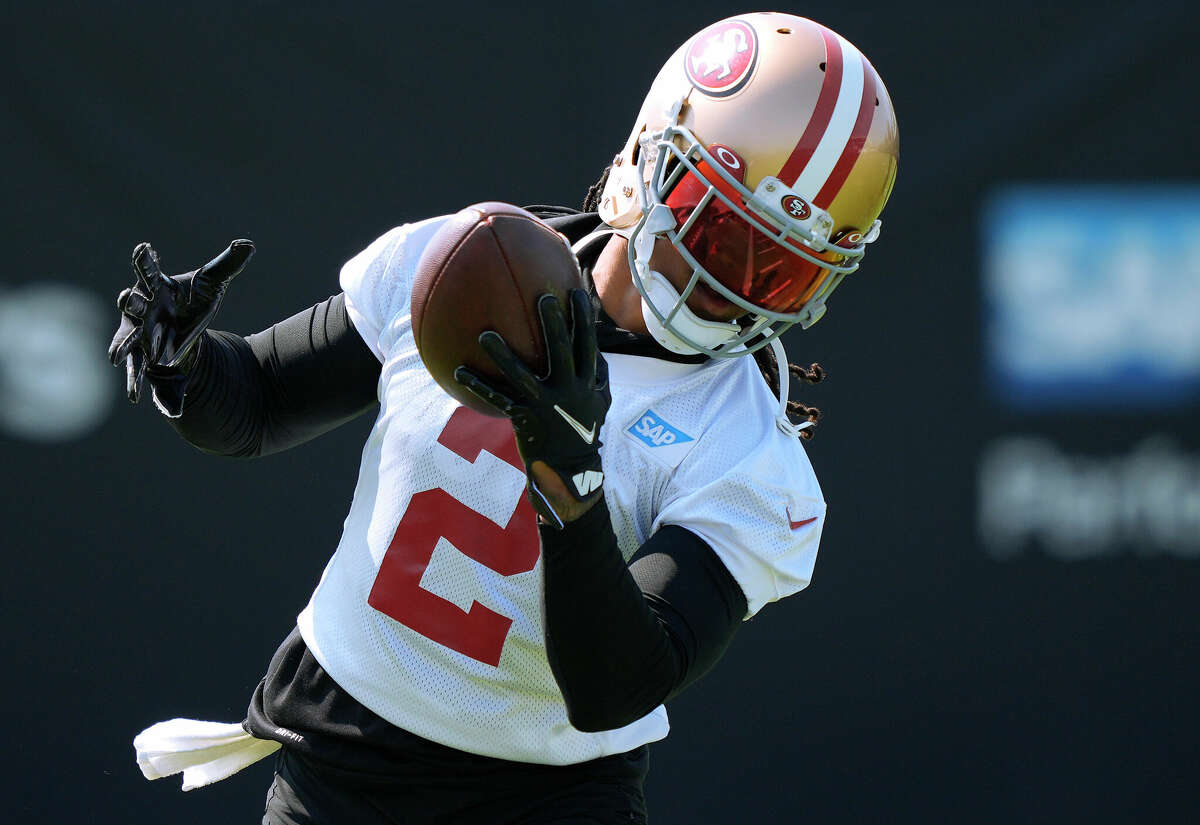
[165,209,748,773]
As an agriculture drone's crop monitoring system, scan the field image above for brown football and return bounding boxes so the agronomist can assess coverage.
[410,202,584,417]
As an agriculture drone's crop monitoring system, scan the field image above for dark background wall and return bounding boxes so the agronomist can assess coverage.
[3,1,1198,823]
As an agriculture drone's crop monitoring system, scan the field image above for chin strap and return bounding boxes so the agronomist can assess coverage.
[769,336,811,440]
[639,270,740,355]
[570,229,619,258]
[627,203,742,356]
[574,227,740,357]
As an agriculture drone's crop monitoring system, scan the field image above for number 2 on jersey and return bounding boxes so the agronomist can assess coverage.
[367,406,539,667]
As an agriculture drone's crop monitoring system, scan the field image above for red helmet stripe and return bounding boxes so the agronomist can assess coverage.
[813,58,877,209]
[776,27,844,188]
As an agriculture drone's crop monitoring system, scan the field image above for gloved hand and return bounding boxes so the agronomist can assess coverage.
[107,239,254,416]
[455,290,611,528]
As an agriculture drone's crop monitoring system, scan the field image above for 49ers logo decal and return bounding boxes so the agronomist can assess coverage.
[685,19,758,97]
[782,195,811,220]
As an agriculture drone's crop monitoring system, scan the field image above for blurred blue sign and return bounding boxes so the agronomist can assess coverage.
[983,185,1200,409]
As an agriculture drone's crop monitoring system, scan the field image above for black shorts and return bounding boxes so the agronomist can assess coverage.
[262,746,649,825]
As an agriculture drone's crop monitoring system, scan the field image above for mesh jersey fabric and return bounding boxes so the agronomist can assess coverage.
[295,214,826,765]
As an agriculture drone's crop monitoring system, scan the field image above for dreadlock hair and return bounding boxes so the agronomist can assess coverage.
[752,348,825,439]
[582,165,612,213]
[582,165,826,439]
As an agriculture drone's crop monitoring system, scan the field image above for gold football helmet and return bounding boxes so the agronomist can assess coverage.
[599,12,899,357]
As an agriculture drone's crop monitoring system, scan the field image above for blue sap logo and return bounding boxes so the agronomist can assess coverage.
[983,185,1200,410]
[629,410,694,448]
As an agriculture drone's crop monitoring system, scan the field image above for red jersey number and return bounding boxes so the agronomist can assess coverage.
[367,407,539,667]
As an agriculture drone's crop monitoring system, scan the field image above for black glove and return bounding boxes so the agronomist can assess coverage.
[107,239,253,416]
[455,290,611,528]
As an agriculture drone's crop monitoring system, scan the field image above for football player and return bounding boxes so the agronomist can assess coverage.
[115,13,898,824]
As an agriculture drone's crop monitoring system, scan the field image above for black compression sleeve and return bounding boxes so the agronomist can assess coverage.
[540,498,748,732]
[167,293,381,457]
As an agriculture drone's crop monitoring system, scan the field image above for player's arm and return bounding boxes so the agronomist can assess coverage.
[164,295,380,456]
[109,242,380,456]
[454,288,747,730]
[540,500,747,732]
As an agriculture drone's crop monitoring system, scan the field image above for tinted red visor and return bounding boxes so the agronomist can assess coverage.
[663,159,848,314]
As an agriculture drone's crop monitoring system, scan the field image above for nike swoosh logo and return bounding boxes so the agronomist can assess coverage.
[786,507,818,530]
[554,404,596,444]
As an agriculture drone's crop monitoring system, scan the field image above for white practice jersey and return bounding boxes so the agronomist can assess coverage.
[297,216,826,766]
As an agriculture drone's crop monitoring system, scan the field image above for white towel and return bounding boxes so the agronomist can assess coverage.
[133,718,281,791]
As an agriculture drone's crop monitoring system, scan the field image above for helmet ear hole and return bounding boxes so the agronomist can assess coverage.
[629,126,646,167]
